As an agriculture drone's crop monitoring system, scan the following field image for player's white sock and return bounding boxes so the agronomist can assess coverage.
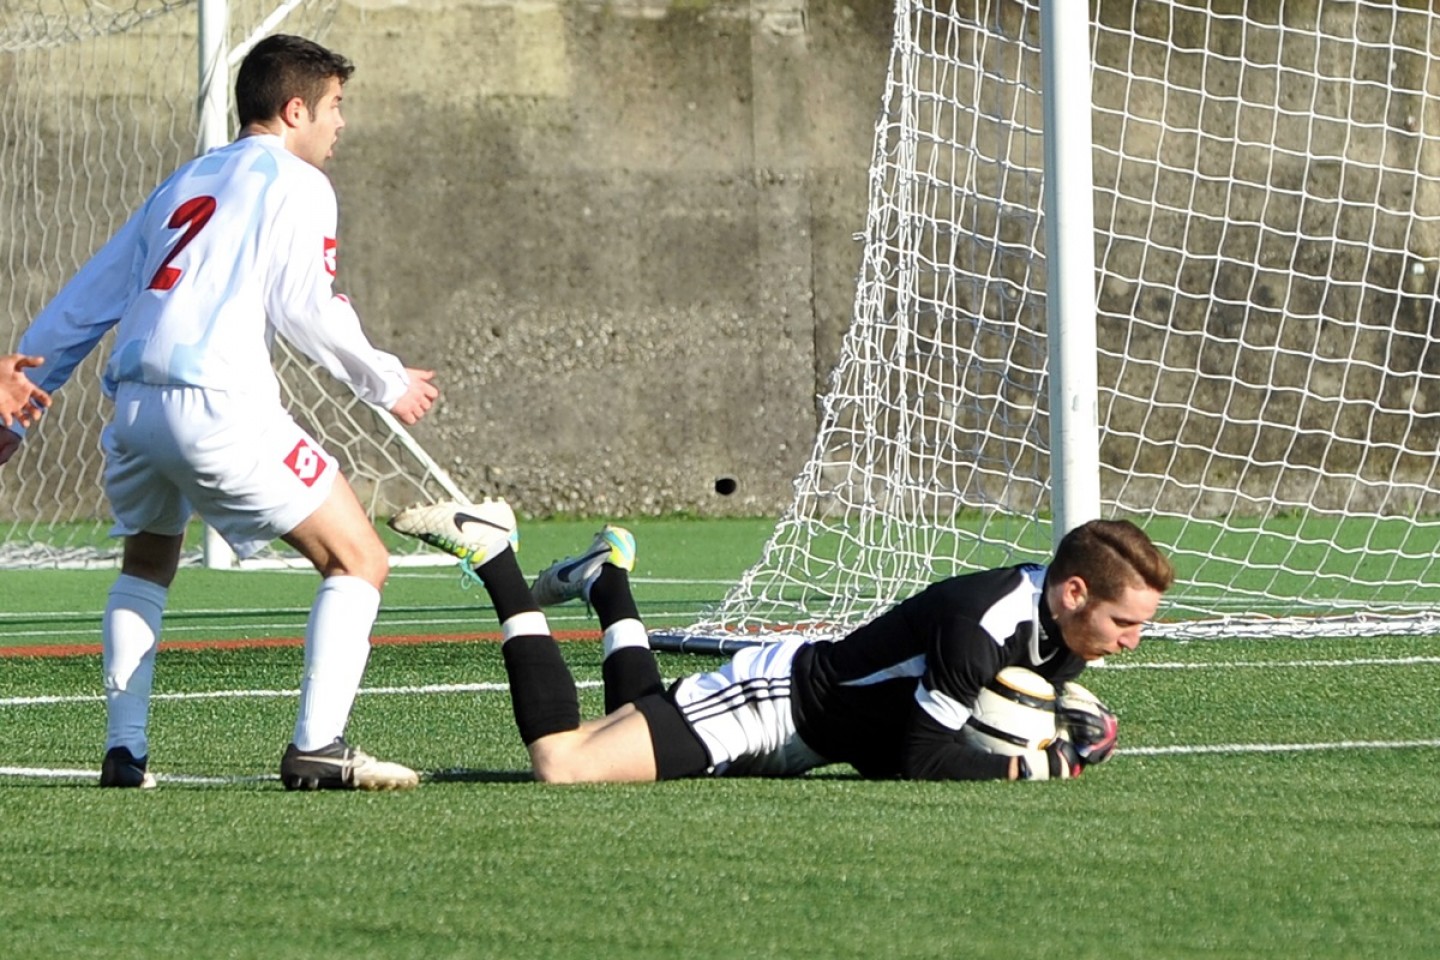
[601,618,649,659]
[103,574,168,757]
[292,576,379,752]
[500,610,551,643]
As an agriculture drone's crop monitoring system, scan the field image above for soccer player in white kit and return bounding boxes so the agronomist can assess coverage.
[6,35,437,790]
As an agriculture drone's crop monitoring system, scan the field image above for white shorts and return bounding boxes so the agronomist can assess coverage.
[103,383,338,558]
[671,637,827,777]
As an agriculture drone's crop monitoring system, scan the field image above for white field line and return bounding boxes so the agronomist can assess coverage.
[0,605,698,641]
[0,576,725,617]
[6,653,1440,708]
[5,738,1440,786]
[1099,655,1440,670]
[1127,739,1440,756]
[0,680,601,708]
[0,618,485,640]
[0,767,274,785]
[6,656,1440,783]
[0,611,620,639]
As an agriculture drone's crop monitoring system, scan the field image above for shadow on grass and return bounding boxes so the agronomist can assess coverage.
[425,768,535,784]
[423,768,870,784]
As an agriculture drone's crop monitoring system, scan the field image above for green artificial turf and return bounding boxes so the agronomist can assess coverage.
[3,518,1439,958]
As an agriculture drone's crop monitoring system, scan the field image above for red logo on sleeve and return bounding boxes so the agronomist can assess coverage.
[323,237,338,277]
[283,439,330,487]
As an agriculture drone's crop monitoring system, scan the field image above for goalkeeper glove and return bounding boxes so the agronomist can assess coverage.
[1017,739,1083,781]
[1057,681,1119,765]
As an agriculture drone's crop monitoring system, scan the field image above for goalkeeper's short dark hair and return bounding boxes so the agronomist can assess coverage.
[1049,519,1174,602]
[235,34,354,128]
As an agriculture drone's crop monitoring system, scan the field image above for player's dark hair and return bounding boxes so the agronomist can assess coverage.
[1049,519,1174,601]
[235,34,354,127]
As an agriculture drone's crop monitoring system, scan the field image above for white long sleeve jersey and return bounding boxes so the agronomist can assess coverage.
[18,134,408,408]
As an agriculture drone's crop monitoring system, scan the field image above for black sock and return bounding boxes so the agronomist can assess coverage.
[587,565,659,711]
[475,548,537,624]
[602,647,665,714]
[501,635,581,744]
[588,566,640,627]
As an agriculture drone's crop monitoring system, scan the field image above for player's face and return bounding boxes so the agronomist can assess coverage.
[293,77,346,169]
[1054,578,1162,661]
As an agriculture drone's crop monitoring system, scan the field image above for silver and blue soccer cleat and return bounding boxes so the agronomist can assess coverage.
[532,525,636,607]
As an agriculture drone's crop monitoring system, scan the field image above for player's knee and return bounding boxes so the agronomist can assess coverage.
[528,738,582,784]
[321,541,389,588]
[528,734,610,784]
[527,720,662,784]
[348,535,390,585]
[120,533,183,587]
[360,554,390,590]
[531,761,581,785]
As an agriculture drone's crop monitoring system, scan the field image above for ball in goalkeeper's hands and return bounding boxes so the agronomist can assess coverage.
[1055,680,1118,765]
[961,666,1058,756]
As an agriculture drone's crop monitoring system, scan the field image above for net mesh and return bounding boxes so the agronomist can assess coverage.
[662,0,1440,646]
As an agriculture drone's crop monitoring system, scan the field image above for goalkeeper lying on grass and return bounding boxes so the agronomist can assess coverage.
[391,504,1173,782]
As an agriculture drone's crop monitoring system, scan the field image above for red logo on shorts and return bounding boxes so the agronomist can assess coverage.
[284,439,328,487]
[323,237,338,277]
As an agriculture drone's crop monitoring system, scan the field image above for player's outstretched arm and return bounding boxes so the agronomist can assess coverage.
[901,710,1017,781]
[388,368,439,426]
[0,354,51,429]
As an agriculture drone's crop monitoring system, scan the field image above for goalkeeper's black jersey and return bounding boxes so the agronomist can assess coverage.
[789,564,1086,780]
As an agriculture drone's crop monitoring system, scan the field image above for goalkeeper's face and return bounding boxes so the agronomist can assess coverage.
[1054,578,1162,661]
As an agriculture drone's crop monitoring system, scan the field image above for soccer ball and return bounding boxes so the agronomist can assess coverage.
[961,666,1058,756]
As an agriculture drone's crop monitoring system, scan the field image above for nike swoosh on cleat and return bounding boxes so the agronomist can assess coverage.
[453,512,510,535]
[291,753,358,770]
[553,548,610,583]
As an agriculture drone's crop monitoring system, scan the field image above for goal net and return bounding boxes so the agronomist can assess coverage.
[657,0,1440,650]
[0,0,467,568]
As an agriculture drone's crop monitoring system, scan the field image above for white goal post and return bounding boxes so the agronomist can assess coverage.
[655,0,1440,651]
[0,0,468,569]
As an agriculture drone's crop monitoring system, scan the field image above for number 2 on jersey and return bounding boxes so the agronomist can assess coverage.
[148,195,217,291]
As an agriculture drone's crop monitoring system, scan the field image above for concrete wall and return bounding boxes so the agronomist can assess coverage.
[10,0,1433,525]
[321,0,895,515]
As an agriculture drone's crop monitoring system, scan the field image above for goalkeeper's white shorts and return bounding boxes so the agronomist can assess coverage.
[670,636,827,777]
[103,382,338,559]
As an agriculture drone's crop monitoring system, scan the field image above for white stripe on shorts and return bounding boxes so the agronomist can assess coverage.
[670,637,826,777]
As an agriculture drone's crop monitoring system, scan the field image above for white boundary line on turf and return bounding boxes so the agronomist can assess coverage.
[0,680,602,708]
[1126,739,1440,756]
[6,738,1440,785]
[10,653,1440,708]
[1101,655,1440,670]
[10,650,1440,707]
[0,576,731,622]
[0,766,272,785]
[0,607,697,640]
